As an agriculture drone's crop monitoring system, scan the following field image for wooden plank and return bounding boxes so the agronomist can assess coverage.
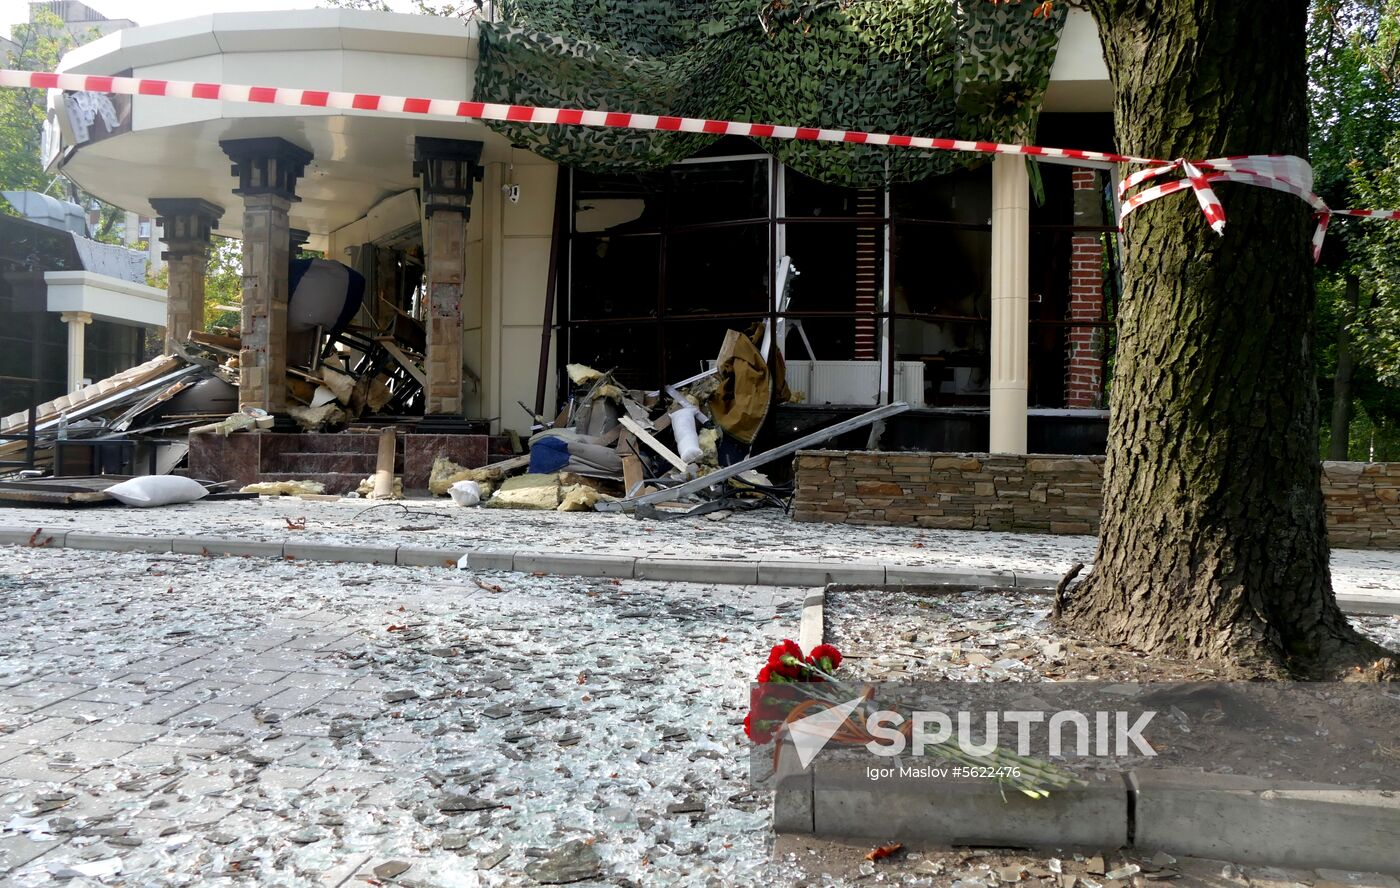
[617,416,688,474]
[618,429,645,497]
[597,401,912,513]
[2,364,201,438]
[190,330,241,351]
[488,453,531,473]
[372,427,397,499]
[378,339,428,388]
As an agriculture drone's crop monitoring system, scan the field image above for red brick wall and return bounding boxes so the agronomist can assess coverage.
[1066,169,1105,409]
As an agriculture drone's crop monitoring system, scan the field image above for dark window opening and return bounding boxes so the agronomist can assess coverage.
[563,127,1116,409]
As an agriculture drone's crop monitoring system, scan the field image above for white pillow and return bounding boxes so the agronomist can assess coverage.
[105,475,209,508]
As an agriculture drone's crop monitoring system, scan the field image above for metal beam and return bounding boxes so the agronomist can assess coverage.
[596,401,912,513]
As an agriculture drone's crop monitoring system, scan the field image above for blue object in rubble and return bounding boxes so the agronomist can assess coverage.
[529,437,571,474]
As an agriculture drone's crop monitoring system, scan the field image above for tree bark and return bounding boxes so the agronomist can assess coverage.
[1328,274,1360,461]
[1067,0,1393,677]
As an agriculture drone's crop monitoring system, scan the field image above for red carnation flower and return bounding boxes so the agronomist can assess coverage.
[750,681,802,724]
[767,639,806,679]
[744,712,773,745]
[756,664,773,683]
[767,639,803,665]
[806,644,843,673]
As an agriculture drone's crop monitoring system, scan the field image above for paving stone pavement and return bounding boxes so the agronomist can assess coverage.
[0,547,809,887]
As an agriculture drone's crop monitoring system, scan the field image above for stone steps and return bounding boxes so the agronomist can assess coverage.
[256,471,369,495]
[267,451,396,474]
[189,430,492,493]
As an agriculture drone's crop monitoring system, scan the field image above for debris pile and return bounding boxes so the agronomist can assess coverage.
[428,316,906,517]
[1,257,906,513]
[0,353,207,476]
[182,319,427,433]
[0,254,438,484]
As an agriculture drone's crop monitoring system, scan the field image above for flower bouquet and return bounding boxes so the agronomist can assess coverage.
[744,640,844,744]
[744,639,1082,800]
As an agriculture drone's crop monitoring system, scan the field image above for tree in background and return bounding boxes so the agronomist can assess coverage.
[1347,135,1400,423]
[202,238,247,331]
[1309,0,1400,462]
[145,236,245,335]
[0,10,75,200]
[0,9,125,240]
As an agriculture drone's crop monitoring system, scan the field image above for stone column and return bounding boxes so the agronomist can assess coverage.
[60,311,92,392]
[1065,168,1106,409]
[989,155,1030,455]
[150,198,223,354]
[221,138,312,413]
[414,137,483,423]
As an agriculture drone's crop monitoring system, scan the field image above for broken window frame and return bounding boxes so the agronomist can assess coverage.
[561,144,1116,410]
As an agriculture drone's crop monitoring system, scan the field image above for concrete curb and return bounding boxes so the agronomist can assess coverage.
[514,552,637,579]
[1335,597,1400,617]
[1131,770,1400,873]
[397,545,468,569]
[774,760,1400,874]
[758,561,885,586]
[0,526,1392,614]
[0,527,66,548]
[283,541,396,565]
[783,583,1400,876]
[635,557,760,585]
[786,757,1129,849]
[65,532,173,554]
[798,589,825,655]
[171,537,285,558]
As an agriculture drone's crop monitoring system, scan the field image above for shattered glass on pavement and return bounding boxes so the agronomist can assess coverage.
[0,547,807,886]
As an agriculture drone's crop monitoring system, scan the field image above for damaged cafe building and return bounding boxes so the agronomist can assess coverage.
[7,0,1121,495]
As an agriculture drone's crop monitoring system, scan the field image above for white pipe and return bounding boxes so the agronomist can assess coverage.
[670,403,703,465]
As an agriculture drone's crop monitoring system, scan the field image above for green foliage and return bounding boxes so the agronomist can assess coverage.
[474,0,1066,187]
[1,9,134,248]
[204,238,246,331]
[1316,271,1400,459]
[1309,0,1400,258]
[1348,136,1400,386]
[1319,398,1400,461]
[145,237,245,333]
[0,10,79,206]
[1309,0,1400,460]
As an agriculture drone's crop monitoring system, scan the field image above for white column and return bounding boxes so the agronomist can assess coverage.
[990,155,1030,454]
[60,311,93,393]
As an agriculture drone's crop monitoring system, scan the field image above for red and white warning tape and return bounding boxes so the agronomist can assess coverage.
[3,68,1397,261]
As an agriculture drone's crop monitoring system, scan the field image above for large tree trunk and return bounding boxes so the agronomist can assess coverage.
[1066,0,1393,677]
[1328,274,1360,461]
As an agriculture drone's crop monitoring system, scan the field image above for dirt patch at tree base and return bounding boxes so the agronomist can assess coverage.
[824,588,1400,684]
[775,835,1398,888]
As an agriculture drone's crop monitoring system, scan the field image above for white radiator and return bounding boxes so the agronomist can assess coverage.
[783,360,924,407]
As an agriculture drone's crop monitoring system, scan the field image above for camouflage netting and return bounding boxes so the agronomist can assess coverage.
[474,0,1067,187]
